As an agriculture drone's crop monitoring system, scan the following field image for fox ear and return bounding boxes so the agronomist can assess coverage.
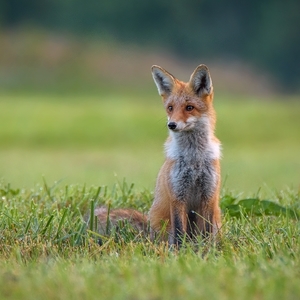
[189,64,213,96]
[151,65,175,97]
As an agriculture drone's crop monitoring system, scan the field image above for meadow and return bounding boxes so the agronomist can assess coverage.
[0,178,299,299]
[0,90,300,299]
[1,92,299,194]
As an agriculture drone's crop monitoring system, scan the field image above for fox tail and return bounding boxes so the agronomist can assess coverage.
[93,206,149,236]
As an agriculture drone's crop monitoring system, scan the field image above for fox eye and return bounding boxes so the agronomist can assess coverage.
[167,105,173,112]
[186,105,194,111]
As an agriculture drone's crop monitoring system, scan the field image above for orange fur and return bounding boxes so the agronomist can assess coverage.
[94,207,148,235]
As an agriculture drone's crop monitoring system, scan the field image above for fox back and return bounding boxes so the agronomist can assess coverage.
[149,65,221,246]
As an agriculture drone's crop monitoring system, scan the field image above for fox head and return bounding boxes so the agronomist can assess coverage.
[151,65,215,132]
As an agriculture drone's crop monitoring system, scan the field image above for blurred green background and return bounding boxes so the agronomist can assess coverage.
[0,1,299,195]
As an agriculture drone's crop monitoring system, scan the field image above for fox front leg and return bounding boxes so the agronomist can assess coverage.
[169,201,187,247]
[195,199,221,239]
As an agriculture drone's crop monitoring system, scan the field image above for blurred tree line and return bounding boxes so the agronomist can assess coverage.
[1,0,299,91]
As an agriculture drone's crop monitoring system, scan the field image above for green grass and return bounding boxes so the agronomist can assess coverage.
[0,180,299,299]
[1,29,299,298]
[0,92,165,190]
[0,91,299,298]
[0,92,299,195]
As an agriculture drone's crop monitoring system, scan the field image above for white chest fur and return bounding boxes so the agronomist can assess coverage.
[164,117,221,207]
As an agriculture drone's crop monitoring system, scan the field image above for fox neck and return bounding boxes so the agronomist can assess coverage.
[165,116,220,162]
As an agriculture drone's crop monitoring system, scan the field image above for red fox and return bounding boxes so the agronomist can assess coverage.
[95,64,221,246]
[149,64,221,246]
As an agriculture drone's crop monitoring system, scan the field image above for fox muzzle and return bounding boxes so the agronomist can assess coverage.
[167,122,177,130]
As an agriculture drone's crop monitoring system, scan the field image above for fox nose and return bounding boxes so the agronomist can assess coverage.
[168,122,177,130]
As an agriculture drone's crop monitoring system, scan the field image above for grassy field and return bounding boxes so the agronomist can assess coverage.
[1,28,299,298]
[0,92,299,195]
[0,91,299,299]
[0,180,299,299]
